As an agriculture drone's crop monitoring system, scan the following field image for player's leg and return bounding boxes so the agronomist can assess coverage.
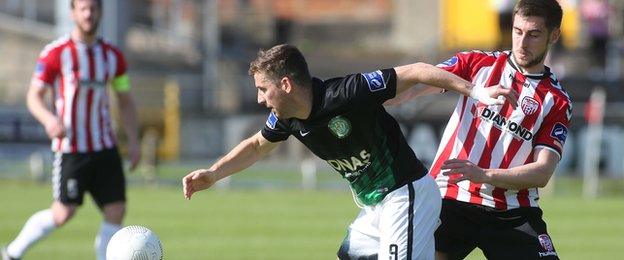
[435,200,481,260]
[479,208,559,260]
[90,148,126,260]
[336,207,380,260]
[378,175,441,260]
[5,152,85,259]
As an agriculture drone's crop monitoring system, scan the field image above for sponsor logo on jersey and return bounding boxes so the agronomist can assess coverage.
[327,150,371,179]
[265,112,278,129]
[362,70,386,92]
[438,56,458,67]
[328,115,351,139]
[521,96,540,115]
[481,107,533,141]
[550,123,567,144]
[299,130,310,137]
[35,62,45,75]
[537,234,557,257]
[78,79,107,88]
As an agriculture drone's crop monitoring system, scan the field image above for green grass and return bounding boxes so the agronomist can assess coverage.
[1,180,623,259]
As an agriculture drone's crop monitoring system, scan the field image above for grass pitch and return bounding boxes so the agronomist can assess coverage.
[1,180,623,259]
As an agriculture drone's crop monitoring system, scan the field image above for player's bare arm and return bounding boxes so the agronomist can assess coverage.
[26,79,65,139]
[441,147,559,190]
[183,131,279,199]
[116,91,141,171]
[390,63,518,107]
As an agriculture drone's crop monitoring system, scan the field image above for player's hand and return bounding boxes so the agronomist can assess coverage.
[44,117,66,139]
[183,169,218,200]
[127,140,141,172]
[441,159,491,184]
[470,84,518,109]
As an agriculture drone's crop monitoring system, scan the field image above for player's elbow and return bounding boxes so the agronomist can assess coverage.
[533,174,553,188]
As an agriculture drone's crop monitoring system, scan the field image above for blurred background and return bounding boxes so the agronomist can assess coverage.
[0,0,623,259]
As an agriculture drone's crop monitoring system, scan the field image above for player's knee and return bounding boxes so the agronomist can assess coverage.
[51,203,77,226]
[103,201,126,224]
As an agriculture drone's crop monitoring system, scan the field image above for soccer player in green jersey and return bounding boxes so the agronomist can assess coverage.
[182,44,517,259]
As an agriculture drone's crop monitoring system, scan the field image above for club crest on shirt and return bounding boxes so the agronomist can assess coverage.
[438,56,458,67]
[265,112,278,129]
[362,70,386,92]
[521,96,540,115]
[550,123,568,144]
[328,115,351,139]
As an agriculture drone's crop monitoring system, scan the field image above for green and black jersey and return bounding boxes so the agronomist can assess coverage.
[261,68,428,206]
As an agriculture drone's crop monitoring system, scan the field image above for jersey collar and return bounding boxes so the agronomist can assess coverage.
[507,53,552,80]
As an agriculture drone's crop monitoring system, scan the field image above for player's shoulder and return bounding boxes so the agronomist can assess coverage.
[545,71,572,105]
[39,35,72,59]
[456,50,506,60]
[99,38,126,56]
[454,50,506,68]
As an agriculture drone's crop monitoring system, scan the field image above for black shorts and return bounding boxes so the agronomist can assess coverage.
[52,147,126,208]
[435,199,559,260]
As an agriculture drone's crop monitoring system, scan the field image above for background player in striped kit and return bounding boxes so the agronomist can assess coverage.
[393,0,569,259]
[2,0,140,260]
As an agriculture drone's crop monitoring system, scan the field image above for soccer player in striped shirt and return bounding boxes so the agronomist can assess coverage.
[2,1,139,260]
[394,0,569,259]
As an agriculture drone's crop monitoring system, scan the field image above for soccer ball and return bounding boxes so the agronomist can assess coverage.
[106,225,163,260]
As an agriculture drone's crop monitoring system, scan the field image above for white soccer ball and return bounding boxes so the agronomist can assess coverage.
[106,225,163,260]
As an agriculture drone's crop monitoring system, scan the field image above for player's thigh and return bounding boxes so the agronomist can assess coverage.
[481,212,559,260]
[337,207,380,260]
[52,152,91,206]
[435,200,480,260]
[89,148,126,209]
[379,176,441,260]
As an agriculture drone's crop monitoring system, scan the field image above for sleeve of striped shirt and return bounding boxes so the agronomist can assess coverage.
[436,52,472,81]
[33,49,60,86]
[111,47,130,92]
[533,100,571,159]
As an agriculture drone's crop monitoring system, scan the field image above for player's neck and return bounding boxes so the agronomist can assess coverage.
[294,85,314,120]
[72,29,98,45]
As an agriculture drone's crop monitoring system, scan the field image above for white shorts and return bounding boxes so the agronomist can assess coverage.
[337,175,441,260]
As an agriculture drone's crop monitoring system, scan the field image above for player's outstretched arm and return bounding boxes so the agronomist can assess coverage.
[183,131,279,199]
[393,63,518,108]
[441,147,559,190]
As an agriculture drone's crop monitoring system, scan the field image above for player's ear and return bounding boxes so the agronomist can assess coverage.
[280,77,293,93]
[549,28,561,45]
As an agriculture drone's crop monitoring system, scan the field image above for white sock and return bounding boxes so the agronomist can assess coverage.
[95,221,121,260]
[6,209,56,258]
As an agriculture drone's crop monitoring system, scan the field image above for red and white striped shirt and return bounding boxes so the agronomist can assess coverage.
[34,36,128,153]
[431,51,572,210]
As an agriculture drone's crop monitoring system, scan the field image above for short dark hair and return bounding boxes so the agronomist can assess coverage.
[71,0,102,9]
[513,0,563,31]
[249,44,312,87]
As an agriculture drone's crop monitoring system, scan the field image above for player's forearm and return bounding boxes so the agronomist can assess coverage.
[485,162,555,190]
[118,94,140,146]
[397,62,473,97]
[209,133,274,181]
[26,85,56,126]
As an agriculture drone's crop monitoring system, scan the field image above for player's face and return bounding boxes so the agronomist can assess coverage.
[71,0,101,36]
[511,14,560,73]
[254,73,291,118]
